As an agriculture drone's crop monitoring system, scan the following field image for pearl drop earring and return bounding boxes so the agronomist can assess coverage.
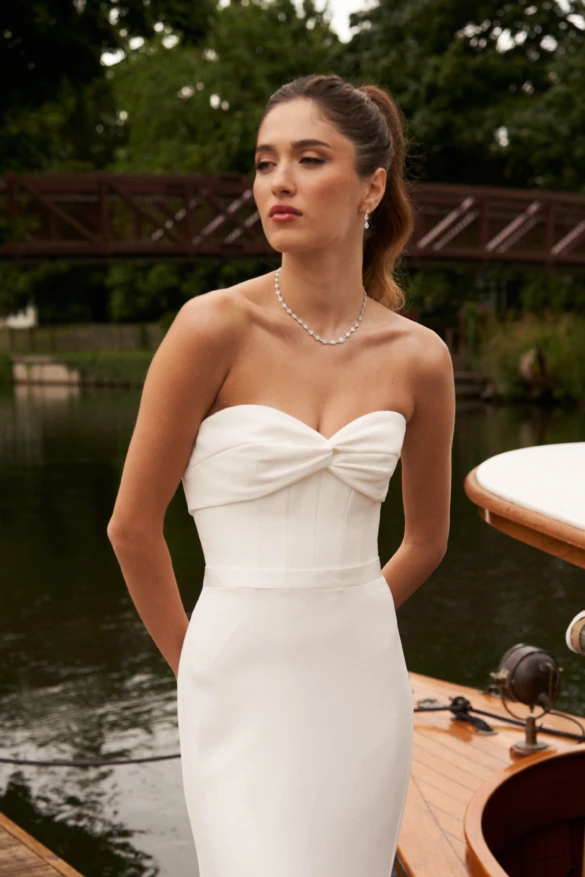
[364,211,370,230]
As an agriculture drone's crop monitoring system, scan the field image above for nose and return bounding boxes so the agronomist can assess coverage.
[270,160,296,196]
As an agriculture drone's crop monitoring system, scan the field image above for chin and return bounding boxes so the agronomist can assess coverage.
[270,243,320,256]
[265,232,323,254]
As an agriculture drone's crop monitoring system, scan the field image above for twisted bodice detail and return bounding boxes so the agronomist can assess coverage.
[181,404,406,570]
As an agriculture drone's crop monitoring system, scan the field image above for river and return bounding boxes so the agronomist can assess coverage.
[0,383,583,876]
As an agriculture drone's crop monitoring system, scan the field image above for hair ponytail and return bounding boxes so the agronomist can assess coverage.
[356,86,414,312]
[257,74,414,312]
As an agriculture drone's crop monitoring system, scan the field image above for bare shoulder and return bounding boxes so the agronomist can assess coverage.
[173,284,250,344]
[394,314,455,422]
[402,317,453,376]
[142,285,253,424]
[410,323,454,416]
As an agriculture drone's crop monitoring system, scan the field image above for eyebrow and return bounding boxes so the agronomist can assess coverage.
[254,138,332,154]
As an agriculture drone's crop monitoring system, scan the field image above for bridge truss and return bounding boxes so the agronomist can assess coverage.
[1,173,584,266]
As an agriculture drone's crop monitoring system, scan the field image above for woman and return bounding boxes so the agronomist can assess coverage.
[108,73,455,876]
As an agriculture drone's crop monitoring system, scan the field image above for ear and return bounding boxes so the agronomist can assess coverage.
[361,167,387,213]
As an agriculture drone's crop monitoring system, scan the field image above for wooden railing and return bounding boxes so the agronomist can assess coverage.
[2,174,585,265]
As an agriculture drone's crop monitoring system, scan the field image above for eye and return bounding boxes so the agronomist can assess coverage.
[253,156,325,172]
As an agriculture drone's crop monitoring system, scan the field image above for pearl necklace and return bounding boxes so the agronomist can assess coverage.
[274,268,367,345]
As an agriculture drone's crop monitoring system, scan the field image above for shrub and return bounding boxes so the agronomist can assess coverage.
[478,311,585,403]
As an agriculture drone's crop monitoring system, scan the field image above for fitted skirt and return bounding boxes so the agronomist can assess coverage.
[176,557,413,877]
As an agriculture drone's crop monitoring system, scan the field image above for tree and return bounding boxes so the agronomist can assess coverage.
[108,0,339,173]
[337,0,585,190]
[0,0,217,170]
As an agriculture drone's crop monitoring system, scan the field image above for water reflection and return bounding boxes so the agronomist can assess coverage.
[1,773,158,876]
[0,385,583,875]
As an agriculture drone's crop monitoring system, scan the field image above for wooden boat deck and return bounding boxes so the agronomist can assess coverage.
[0,811,84,876]
[397,671,583,876]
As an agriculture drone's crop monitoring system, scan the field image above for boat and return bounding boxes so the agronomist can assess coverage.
[395,439,585,876]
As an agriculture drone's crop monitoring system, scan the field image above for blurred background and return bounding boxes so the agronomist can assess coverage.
[1,1,584,875]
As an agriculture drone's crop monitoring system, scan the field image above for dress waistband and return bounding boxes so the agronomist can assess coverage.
[202,557,383,590]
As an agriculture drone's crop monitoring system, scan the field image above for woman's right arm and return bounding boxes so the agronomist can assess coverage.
[106,289,245,679]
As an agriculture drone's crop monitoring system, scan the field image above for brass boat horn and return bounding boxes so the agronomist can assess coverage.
[490,643,563,758]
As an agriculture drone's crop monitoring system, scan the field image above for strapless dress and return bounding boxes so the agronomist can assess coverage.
[177,404,413,877]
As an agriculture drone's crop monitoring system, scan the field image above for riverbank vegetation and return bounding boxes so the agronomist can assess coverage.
[477,312,585,406]
[55,351,154,387]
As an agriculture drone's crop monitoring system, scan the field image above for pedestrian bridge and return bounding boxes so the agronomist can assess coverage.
[1,172,584,266]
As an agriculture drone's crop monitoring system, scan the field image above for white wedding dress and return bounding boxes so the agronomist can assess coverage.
[177,404,413,877]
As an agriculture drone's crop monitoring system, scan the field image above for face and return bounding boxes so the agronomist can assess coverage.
[253,98,385,253]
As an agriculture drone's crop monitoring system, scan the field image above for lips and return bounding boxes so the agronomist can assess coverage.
[269,205,302,217]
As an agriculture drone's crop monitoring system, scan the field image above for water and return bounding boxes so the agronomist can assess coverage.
[0,384,583,876]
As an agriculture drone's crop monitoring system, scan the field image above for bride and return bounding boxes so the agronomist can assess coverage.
[108,73,455,877]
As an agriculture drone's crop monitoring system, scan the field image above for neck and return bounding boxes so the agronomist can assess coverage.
[274,254,367,339]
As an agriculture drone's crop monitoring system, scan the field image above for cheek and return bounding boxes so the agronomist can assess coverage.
[310,172,355,223]
[252,177,266,208]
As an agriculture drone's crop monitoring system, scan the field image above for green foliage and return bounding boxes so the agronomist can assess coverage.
[519,270,585,312]
[1,77,124,172]
[108,0,339,173]
[1,0,217,170]
[0,263,59,318]
[403,265,491,341]
[478,311,585,401]
[0,262,109,322]
[339,0,585,189]
[498,43,585,191]
[104,256,276,322]
[406,266,480,313]
[105,261,200,322]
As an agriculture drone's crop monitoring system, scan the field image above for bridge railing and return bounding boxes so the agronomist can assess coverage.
[1,173,585,265]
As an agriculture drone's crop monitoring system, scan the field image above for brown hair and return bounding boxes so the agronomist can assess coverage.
[257,73,414,312]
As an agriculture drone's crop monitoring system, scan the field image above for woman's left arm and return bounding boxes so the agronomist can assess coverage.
[381,330,456,610]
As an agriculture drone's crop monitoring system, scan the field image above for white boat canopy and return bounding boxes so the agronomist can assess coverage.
[465,442,585,569]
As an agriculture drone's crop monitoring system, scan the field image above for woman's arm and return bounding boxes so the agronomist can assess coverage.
[107,290,244,678]
[381,330,455,610]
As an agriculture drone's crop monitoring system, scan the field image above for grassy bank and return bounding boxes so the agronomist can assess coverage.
[477,311,585,404]
[35,351,155,387]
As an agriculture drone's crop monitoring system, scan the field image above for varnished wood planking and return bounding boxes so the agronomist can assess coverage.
[413,733,501,781]
[410,757,474,804]
[432,804,468,843]
[415,778,468,820]
[398,672,583,876]
[398,772,468,875]
[411,748,484,792]
[0,813,84,877]
[449,835,469,862]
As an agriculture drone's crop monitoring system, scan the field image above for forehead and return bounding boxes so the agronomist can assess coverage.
[256,98,347,150]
